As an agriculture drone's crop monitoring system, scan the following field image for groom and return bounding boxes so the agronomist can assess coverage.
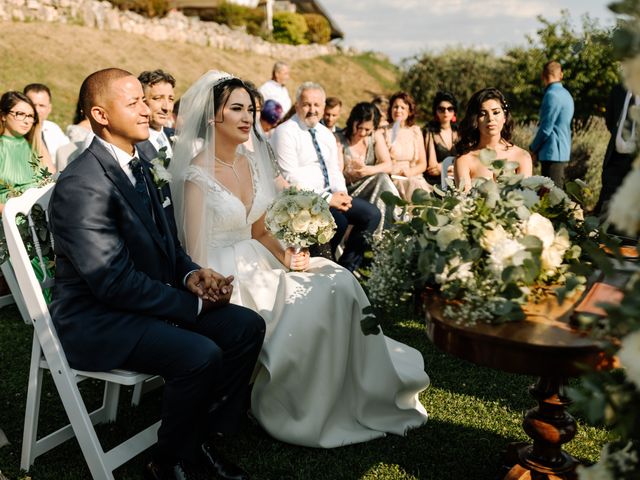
[48,68,265,480]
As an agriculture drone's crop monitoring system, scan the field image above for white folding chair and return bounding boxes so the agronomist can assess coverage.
[2,185,160,480]
[440,155,455,191]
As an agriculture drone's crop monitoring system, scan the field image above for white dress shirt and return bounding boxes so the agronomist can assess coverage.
[42,120,70,163]
[259,80,292,114]
[148,128,173,157]
[271,115,346,203]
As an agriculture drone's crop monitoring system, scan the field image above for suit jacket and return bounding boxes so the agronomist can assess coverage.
[49,137,199,371]
[530,82,575,162]
[137,126,175,161]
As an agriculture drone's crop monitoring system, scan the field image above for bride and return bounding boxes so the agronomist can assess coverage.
[170,71,429,448]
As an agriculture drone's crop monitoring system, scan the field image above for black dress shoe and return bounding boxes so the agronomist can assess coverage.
[144,459,207,480]
[200,443,249,480]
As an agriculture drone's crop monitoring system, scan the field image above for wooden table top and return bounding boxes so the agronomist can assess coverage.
[424,277,625,377]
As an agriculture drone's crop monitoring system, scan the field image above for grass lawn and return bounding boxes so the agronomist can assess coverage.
[0,303,609,480]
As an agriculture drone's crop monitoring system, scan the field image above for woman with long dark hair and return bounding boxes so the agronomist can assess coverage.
[0,91,55,213]
[454,87,532,190]
[336,102,398,234]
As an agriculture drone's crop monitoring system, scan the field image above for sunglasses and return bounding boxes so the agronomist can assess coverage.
[437,106,455,113]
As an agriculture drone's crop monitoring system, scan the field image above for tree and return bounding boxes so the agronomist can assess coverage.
[303,13,331,44]
[272,11,308,45]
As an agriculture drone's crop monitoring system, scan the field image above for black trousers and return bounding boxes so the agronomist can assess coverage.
[540,161,567,188]
[121,304,265,464]
[330,197,381,271]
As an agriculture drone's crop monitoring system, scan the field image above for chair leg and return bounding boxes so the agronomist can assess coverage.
[20,334,45,472]
[1,262,29,324]
[103,382,121,423]
[131,375,164,407]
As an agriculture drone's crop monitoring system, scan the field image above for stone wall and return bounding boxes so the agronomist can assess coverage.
[0,0,349,60]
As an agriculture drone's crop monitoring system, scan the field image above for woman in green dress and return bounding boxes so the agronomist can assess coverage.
[0,91,54,213]
[336,102,399,235]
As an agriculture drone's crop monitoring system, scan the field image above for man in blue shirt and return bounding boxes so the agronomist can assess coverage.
[529,61,575,187]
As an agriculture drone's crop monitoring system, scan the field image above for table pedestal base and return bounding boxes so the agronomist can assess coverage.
[504,377,578,480]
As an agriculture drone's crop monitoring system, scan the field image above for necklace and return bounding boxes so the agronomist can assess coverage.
[215,155,240,182]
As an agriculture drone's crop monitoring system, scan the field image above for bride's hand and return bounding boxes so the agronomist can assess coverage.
[285,247,310,271]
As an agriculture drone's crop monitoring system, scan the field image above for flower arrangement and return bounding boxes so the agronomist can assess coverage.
[572,1,640,478]
[362,149,612,334]
[265,187,336,248]
[149,146,172,189]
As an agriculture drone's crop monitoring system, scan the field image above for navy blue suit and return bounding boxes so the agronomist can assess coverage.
[49,137,265,464]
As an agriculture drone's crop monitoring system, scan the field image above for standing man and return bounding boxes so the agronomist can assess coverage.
[49,68,264,480]
[137,69,176,160]
[24,83,70,166]
[271,81,380,272]
[321,96,342,133]
[529,60,575,187]
[259,61,292,115]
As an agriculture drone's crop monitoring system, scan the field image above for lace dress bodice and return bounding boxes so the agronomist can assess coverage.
[185,155,273,248]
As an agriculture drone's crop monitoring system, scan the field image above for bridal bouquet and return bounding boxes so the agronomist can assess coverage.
[363,149,612,333]
[265,187,336,248]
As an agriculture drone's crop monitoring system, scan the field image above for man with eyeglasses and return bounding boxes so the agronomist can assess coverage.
[24,83,70,167]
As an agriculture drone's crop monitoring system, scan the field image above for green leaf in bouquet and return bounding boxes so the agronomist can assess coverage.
[360,305,381,336]
[380,191,406,207]
[555,274,586,304]
[582,238,615,275]
[478,148,497,166]
[411,188,431,204]
[520,235,544,255]
[522,257,541,284]
[564,180,587,205]
[502,282,524,300]
[425,208,439,227]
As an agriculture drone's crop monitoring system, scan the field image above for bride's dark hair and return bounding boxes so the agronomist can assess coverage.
[197,77,260,138]
[455,87,514,156]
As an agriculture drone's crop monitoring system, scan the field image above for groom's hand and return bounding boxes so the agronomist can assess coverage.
[187,269,233,301]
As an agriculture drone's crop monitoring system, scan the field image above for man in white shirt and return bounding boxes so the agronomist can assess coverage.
[24,83,70,165]
[137,70,176,161]
[259,62,292,115]
[271,82,381,272]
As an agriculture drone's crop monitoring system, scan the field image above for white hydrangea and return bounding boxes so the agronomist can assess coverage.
[488,238,530,277]
[524,213,556,248]
[480,223,511,251]
[619,330,640,389]
[513,188,540,209]
[541,227,571,272]
[435,257,474,284]
[521,175,555,190]
[608,165,640,236]
[548,186,569,207]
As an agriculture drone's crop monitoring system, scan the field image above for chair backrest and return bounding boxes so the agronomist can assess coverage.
[440,156,455,190]
[2,185,70,372]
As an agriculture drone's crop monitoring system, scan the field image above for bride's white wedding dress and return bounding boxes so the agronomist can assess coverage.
[186,150,429,448]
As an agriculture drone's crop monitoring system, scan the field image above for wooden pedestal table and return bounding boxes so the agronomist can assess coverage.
[424,290,616,480]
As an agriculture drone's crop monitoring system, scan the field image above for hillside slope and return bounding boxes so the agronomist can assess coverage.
[0,22,399,126]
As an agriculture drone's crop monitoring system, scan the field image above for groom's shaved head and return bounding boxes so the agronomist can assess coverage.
[80,68,132,114]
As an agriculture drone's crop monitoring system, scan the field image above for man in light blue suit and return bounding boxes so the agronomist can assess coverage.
[529,61,575,187]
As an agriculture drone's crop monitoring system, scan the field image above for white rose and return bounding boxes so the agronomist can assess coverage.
[488,238,530,277]
[619,330,640,389]
[307,222,319,235]
[480,224,510,251]
[435,257,474,285]
[436,223,464,250]
[608,166,640,236]
[541,228,570,272]
[291,210,311,233]
[523,213,555,248]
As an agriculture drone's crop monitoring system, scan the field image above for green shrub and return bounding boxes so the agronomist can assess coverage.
[209,1,265,36]
[303,13,331,44]
[107,0,169,18]
[272,11,308,45]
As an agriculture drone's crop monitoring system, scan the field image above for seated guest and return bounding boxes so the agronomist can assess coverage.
[372,95,390,129]
[321,96,342,133]
[384,91,431,201]
[259,61,292,114]
[271,82,381,272]
[260,99,283,137]
[24,83,69,166]
[66,97,92,143]
[0,91,55,213]
[424,90,459,185]
[336,102,398,235]
[454,87,532,191]
[137,69,176,159]
[58,97,94,170]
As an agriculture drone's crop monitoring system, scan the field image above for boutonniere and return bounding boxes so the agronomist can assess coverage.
[150,146,172,189]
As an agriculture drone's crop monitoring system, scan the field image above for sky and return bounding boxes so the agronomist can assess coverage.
[319,0,616,63]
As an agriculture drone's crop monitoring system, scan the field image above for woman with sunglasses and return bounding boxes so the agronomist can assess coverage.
[0,91,55,213]
[424,91,459,185]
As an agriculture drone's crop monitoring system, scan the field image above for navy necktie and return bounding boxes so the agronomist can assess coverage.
[309,128,330,188]
[129,158,152,214]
